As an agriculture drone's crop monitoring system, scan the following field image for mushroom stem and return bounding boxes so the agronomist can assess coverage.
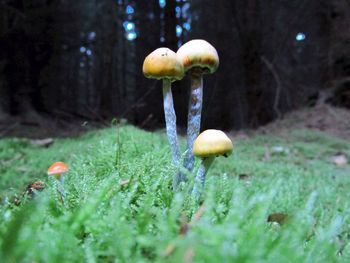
[54,174,66,199]
[184,71,203,172]
[191,156,215,197]
[59,174,65,185]
[162,79,183,188]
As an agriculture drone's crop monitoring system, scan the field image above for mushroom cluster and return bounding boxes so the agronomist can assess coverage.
[143,39,233,195]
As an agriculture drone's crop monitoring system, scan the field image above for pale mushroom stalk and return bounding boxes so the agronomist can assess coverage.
[59,174,65,185]
[177,40,219,174]
[162,79,184,187]
[56,174,66,197]
[142,47,185,189]
[191,156,214,197]
[47,162,68,202]
[184,69,203,172]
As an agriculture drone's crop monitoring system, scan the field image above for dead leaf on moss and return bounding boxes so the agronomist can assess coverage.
[119,179,131,186]
[177,204,205,237]
[330,154,348,167]
[163,243,176,257]
[30,138,54,148]
[0,153,23,166]
[262,145,271,161]
[179,214,190,236]
[23,181,46,200]
[189,204,205,226]
[267,213,289,225]
[271,146,290,155]
[16,167,30,173]
[26,181,45,194]
[184,248,195,263]
[239,174,251,180]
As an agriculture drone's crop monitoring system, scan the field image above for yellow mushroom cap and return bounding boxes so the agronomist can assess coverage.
[193,129,233,158]
[143,47,184,82]
[177,39,219,74]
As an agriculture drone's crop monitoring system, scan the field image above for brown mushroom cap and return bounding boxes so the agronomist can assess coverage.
[143,48,184,82]
[177,39,219,74]
[193,129,233,158]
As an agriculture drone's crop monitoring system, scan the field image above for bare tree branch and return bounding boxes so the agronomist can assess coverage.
[0,1,25,18]
[261,56,282,119]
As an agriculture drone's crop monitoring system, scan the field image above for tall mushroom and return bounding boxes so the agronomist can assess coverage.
[191,129,233,197]
[176,39,219,173]
[143,48,185,188]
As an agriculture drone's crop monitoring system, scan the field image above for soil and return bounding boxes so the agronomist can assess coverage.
[257,104,350,140]
[1,104,349,140]
[0,114,106,139]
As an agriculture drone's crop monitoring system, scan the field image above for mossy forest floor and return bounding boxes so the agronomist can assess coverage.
[1,106,350,262]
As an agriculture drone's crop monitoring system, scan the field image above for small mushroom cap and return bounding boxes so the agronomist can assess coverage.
[47,161,69,176]
[177,39,219,74]
[143,48,184,81]
[193,129,233,158]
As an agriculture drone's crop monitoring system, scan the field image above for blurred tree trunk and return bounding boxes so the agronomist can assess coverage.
[134,0,163,127]
[1,0,349,130]
[322,0,350,107]
[0,0,51,120]
[164,0,177,50]
[239,0,263,126]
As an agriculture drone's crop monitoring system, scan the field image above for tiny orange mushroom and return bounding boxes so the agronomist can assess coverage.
[47,161,68,181]
[47,162,68,199]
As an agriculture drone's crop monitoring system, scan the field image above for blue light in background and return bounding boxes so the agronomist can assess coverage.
[183,22,191,31]
[126,32,137,41]
[159,0,166,8]
[123,21,135,31]
[296,32,306,41]
[175,6,181,18]
[80,46,86,53]
[86,49,92,56]
[122,21,137,41]
[126,5,134,14]
[88,31,96,40]
[176,25,182,37]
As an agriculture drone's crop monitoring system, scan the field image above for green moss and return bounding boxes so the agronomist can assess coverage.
[0,126,349,262]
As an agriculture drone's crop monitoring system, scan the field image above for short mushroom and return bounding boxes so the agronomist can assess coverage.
[191,129,233,197]
[47,161,68,198]
[143,48,185,188]
[176,39,219,173]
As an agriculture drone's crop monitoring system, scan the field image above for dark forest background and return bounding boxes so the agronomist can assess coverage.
[0,0,350,131]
